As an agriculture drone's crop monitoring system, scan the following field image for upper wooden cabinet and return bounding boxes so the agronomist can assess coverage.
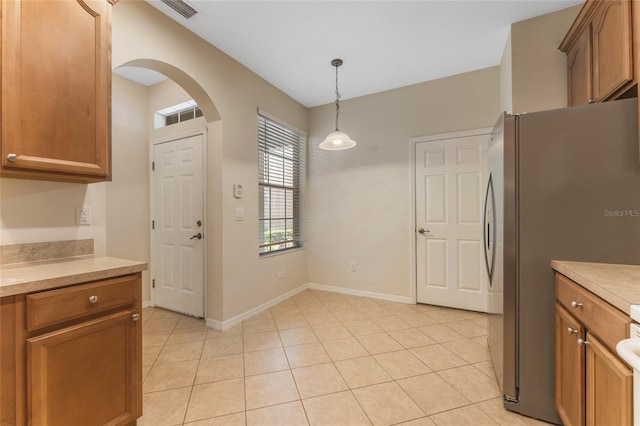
[560,0,635,106]
[0,0,115,183]
[566,26,594,106]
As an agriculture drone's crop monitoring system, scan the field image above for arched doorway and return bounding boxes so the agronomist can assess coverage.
[108,60,222,319]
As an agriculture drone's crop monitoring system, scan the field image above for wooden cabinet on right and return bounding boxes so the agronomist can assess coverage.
[555,273,633,426]
[560,0,635,106]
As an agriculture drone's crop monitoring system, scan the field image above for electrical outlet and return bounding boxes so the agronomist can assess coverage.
[76,206,91,225]
[350,261,357,272]
[278,270,286,279]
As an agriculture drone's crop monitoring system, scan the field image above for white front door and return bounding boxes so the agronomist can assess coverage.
[152,134,204,318]
[415,131,489,312]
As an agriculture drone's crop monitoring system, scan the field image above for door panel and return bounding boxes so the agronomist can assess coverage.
[27,311,139,426]
[152,134,204,318]
[415,132,490,311]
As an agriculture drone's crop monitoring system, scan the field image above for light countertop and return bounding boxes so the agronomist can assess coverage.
[0,256,147,297]
[551,260,640,316]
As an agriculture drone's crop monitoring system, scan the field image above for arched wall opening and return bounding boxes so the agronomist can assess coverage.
[108,59,224,321]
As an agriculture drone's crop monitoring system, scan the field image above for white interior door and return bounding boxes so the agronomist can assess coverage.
[415,132,489,312]
[152,134,204,318]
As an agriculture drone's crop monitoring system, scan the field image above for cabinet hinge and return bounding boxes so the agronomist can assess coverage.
[152,161,155,171]
[152,220,155,229]
[152,279,155,289]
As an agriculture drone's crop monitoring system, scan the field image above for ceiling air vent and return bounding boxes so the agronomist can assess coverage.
[160,0,198,19]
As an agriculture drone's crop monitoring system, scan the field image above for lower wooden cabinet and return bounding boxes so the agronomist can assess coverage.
[556,304,586,426]
[0,273,142,426]
[555,273,633,426]
[586,332,633,426]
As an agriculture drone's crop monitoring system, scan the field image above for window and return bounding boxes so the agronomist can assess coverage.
[258,112,306,255]
[154,100,203,129]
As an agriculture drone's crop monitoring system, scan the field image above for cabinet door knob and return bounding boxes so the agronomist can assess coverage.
[577,338,589,346]
[88,295,98,304]
[132,313,140,322]
[567,327,578,335]
[588,99,596,104]
[570,301,583,309]
[7,153,17,162]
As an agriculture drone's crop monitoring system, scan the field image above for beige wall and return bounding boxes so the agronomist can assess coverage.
[500,32,513,114]
[107,75,151,299]
[112,0,309,321]
[0,179,106,254]
[307,67,501,299]
[510,6,581,113]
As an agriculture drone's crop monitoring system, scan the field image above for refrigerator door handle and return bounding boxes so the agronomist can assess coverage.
[483,173,496,285]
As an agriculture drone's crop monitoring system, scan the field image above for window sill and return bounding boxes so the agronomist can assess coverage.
[259,246,306,259]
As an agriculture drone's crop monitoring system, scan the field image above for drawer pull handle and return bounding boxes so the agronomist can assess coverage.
[577,338,589,346]
[567,327,578,335]
[132,313,140,322]
[570,301,583,309]
[88,295,98,304]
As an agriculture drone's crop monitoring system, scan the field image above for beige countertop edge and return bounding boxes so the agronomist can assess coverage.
[0,256,148,298]
[551,260,640,316]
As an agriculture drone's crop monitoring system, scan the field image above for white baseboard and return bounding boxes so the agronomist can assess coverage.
[205,284,310,331]
[203,282,413,331]
[307,282,413,304]
[142,300,154,309]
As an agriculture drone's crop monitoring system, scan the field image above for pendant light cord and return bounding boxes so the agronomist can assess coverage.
[334,63,341,132]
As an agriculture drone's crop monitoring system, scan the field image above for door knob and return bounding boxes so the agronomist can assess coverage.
[7,153,17,162]
[418,228,429,235]
[132,313,140,322]
[190,232,202,240]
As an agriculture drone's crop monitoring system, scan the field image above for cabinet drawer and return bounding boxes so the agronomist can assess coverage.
[26,275,138,331]
[556,273,629,352]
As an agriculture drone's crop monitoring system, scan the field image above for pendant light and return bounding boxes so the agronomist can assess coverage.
[319,58,357,150]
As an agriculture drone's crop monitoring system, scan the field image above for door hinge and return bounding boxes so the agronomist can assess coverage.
[152,161,155,171]
[152,279,155,289]
[152,220,155,229]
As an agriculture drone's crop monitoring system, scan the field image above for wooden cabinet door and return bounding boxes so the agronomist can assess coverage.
[592,0,633,101]
[567,26,593,107]
[1,0,112,181]
[555,304,585,426]
[27,310,141,426]
[586,332,633,426]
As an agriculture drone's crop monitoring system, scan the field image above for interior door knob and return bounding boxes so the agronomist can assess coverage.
[190,232,202,240]
[418,228,429,235]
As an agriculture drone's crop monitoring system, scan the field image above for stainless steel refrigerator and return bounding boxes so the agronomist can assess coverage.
[485,98,640,424]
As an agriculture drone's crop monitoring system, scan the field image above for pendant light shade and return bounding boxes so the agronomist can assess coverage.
[319,131,357,150]
[320,58,356,151]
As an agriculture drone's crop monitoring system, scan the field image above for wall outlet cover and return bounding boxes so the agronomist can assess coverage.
[76,206,91,225]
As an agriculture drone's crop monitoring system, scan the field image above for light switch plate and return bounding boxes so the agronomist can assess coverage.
[235,207,245,221]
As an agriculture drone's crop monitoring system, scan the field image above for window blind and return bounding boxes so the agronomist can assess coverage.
[258,112,307,254]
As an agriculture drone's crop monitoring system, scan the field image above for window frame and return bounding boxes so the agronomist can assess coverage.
[258,110,307,256]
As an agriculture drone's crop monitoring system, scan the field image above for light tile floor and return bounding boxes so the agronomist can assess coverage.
[140,289,551,426]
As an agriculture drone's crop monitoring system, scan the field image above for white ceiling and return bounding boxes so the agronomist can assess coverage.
[117,0,583,107]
